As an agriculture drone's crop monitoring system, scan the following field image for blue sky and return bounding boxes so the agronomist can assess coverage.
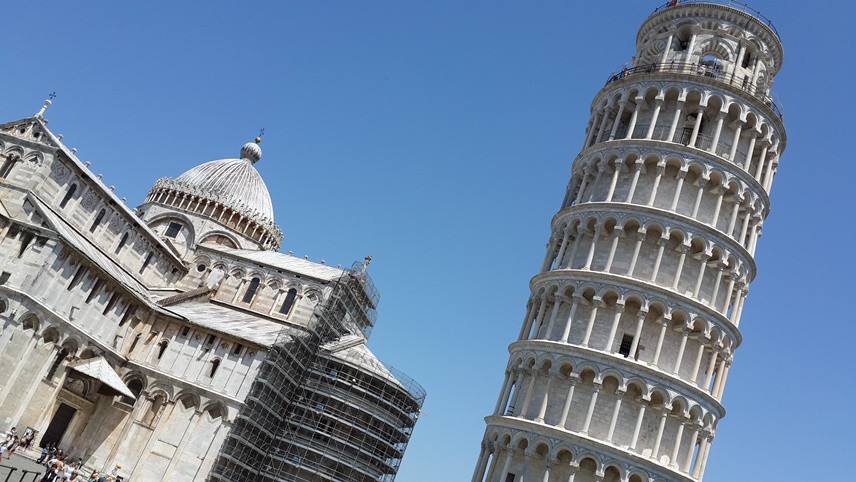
[3,1,854,480]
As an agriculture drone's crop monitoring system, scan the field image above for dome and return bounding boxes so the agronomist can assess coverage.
[174,143,273,222]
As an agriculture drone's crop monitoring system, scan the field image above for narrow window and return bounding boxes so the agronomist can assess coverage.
[619,334,634,357]
[67,265,86,291]
[119,305,136,327]
[127,333,141,354]
[505,474,516,482]
[59,184,77,209]
[164,222,182,238]
[102,292,119,315]
[242,277,260,303]
[17,231,33,258]
[46,349,68,380]
[279,288,298,315]
[139,252,153,274]
[232,343,243,355]
[115,232,129,254]
[181,327,190,337]
[0,155,19,178]
[86,279,103,303]
[205,334,216,347]
[90,209,106,232]
[0,272,10,285]
[157,340,169,360]
[209,358,221,378]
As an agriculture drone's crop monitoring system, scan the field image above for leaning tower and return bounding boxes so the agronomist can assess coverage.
[472,2,785,482]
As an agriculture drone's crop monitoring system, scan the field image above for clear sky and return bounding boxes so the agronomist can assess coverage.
[3,1,854,480]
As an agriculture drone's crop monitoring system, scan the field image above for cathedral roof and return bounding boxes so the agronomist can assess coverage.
[323,334,407,392]
[174,141,274,223]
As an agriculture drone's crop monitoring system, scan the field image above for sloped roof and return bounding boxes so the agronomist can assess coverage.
[323,334,406,391]
[0,116,185,268]
[67,357,135,398]
[162,299,288,347]
[210,247,345,282]
[29,194,150,299]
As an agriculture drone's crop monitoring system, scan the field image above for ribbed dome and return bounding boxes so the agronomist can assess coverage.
[175,155,274,222]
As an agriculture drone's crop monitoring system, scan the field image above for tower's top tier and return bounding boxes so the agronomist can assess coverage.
[635,1,783,93]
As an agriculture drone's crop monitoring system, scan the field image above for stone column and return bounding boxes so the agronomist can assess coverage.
[608,102,627,140]
[535,370,554,423]
[652,316,670,367]
[581,383,601,435]
[743,132,758,171]
[646,99,664,139]
[672,327,690,374]
[520,369,539,418]
[582,226,602,270]
[544,297,564,341]
[625,160,644,202]
[624,101,643,139]
[560,297,581,344]
[651,236,668,282]
[472,442,491,482]
[628,310,647,358]
[690,179,708,218]
[581,298,603,347]
[603,230,622,272]
[688,108,704,147]
[652,408,669,460]
[728,121,743,162]
[709,112,726,154]
[670,169,688,211]
[670,420,686,468]
[667,101,684,142]
[557,376,578,429]
[629,402,647,451]
[595,108,612,144]
[672,244,690,290]
[494,370,513,415]
[605,389,625,443]
[683,426,701,473]
[498,448,516,482]
[604,303,626,353]
[605,164,623,202]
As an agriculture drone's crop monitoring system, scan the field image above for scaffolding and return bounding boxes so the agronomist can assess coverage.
[209,261,425,482]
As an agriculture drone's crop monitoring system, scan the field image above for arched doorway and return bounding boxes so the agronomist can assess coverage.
[40,403,76,448]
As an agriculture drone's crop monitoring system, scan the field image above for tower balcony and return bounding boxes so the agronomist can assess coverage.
[605,61,782,119]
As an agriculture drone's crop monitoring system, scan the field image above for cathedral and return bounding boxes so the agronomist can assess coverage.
[0,102,424,481]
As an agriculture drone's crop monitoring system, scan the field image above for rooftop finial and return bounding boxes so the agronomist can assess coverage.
[35,92,56,119]
[241,130,263,163]
[362,255,373,271]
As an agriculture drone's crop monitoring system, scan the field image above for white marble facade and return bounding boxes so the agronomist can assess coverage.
[0,108,412,481]
[473,3,786,482]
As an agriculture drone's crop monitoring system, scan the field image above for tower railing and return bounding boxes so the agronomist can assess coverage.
[605,61,783,119]
[651,1,780,40]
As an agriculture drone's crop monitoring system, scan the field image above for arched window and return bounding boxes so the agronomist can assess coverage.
[157,340,169,360]
[121,378,144,406]
[279,288,298,315]
[209,358,221,378]
[59,184,77,209]
[0,155,20,179]
[46,348,68,380]
[242,278,261,303]
[115,232,129,254]
[90,209,106,232]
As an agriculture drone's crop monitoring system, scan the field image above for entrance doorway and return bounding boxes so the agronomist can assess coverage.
[40,403,76,448]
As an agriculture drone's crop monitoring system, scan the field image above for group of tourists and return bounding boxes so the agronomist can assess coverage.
[36,444,125,481]
[1,427,36,460]
[0,427,127,482]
